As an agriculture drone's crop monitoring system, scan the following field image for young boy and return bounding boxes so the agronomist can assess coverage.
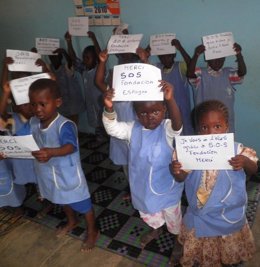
[103,80,184,265]
[187,43,246,133]
[25,78,98,251]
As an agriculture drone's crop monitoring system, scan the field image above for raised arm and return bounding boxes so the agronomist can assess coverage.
[88,31,101,58]
[65,31,77,63]
[53,48,72,69]
[0,81,11,116]
[95,49,109,93]
[187,44,205,78]
[233,43,247,77]
[160,80,182,131]
[171,39,191,66]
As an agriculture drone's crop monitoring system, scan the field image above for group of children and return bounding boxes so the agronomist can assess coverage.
[0,25,259,267]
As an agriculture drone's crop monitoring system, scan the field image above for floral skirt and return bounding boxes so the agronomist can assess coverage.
[178,222,255,267]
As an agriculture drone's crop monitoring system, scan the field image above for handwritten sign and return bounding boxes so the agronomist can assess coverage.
[112,63,163,101]
[202,32,236,60]
[175,133,235,170]
[0,135,39,159]
[114,23,129,35]
[6,50,42,72]
[107,34,143,54]
[68,17,89,36]
[10,73,50,105]
[150,33,176,56]
[35,38,60,55]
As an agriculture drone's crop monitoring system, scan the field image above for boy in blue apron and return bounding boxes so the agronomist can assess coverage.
[171,100,258,267]
[103,80,184,265]
[26,78,99,251]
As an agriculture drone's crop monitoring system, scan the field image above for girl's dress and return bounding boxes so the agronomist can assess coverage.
[0,160,26,208]
[179,143,257,267]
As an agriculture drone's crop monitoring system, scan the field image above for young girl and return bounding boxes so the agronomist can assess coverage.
[65,31,104,140]
[171,100,258,267]
[103,81,184,265]
[25,78,99,251]
[187,43,246,133]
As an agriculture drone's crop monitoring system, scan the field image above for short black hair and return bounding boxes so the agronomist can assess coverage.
[29,78,61,99]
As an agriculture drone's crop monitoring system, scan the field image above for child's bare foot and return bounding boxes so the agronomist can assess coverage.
[56,221,78,237]
[81,229,100,252]
[140,227,163,248]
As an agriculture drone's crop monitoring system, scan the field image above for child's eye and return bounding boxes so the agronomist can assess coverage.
[200,125,207,131]
[153,111,159,115]
[215,124,222,129]
[140,112,147,116]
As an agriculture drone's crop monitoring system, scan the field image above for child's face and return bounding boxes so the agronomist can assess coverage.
[198,110,228,135]
[135,101,166,130]
[207,57,225,71]
[16,103,33,120]
[83,51,96,69]
[29,88,61,127]
[158,54,175,68]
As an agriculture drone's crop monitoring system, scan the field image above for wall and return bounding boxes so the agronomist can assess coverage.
[1,0,260,153]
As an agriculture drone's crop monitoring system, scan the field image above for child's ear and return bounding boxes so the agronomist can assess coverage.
[55,97,62,108]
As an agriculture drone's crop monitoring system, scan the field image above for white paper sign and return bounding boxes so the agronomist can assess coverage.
[175,133,235,170]
[150,33,176,56]
[112,63,163,101]
[6,50,42,72]
[114,23,129,35]
[35,38,60,55]
[107,34,143,54]
[202,32,236,60]
[68,17,89,36]
[10,73,50,105]
[0,135,39,159]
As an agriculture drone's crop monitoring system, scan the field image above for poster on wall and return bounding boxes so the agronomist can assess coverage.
[73,0,120,26]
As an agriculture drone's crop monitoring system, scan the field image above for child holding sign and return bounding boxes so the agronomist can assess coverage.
[157,39,193,135]
[103,81,184,265]
[187,42,246,133]
[27,78,99,251]
[171,100,258,267]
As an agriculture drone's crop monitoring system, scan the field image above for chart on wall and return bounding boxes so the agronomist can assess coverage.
[73,0,120,26]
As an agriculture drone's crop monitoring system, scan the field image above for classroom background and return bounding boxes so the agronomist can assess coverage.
[1,0,259,154]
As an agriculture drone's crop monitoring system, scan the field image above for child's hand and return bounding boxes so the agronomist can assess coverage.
[35,58,48,72]
[171,160,183,175]
[229,155,248,171]
[87,31,96,39]
[136,47,149,63]
[159,80,173,101]
[52,48,65,55]
[3,81,11,95]
[32,148,53,163]
[195,44,205,56]
[171,39,181,50]
[4,57,14,66]
[233,43,242,54]
[103,88,114,111]
[0,152,7,160]
[64,31,72,42]
[99,49,109,63]
[31,47,38,53]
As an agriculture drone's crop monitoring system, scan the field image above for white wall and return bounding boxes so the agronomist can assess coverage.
[1,0,260,153]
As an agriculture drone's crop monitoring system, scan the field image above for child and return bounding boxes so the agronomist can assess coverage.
[48,47,85,125]
[187,43,246,133]
[65,31,105,140]
[103,81,184,265]
[157,39,193,135]
[27,78,99,251]
[171,100,258,267]
[95,49,137,183]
